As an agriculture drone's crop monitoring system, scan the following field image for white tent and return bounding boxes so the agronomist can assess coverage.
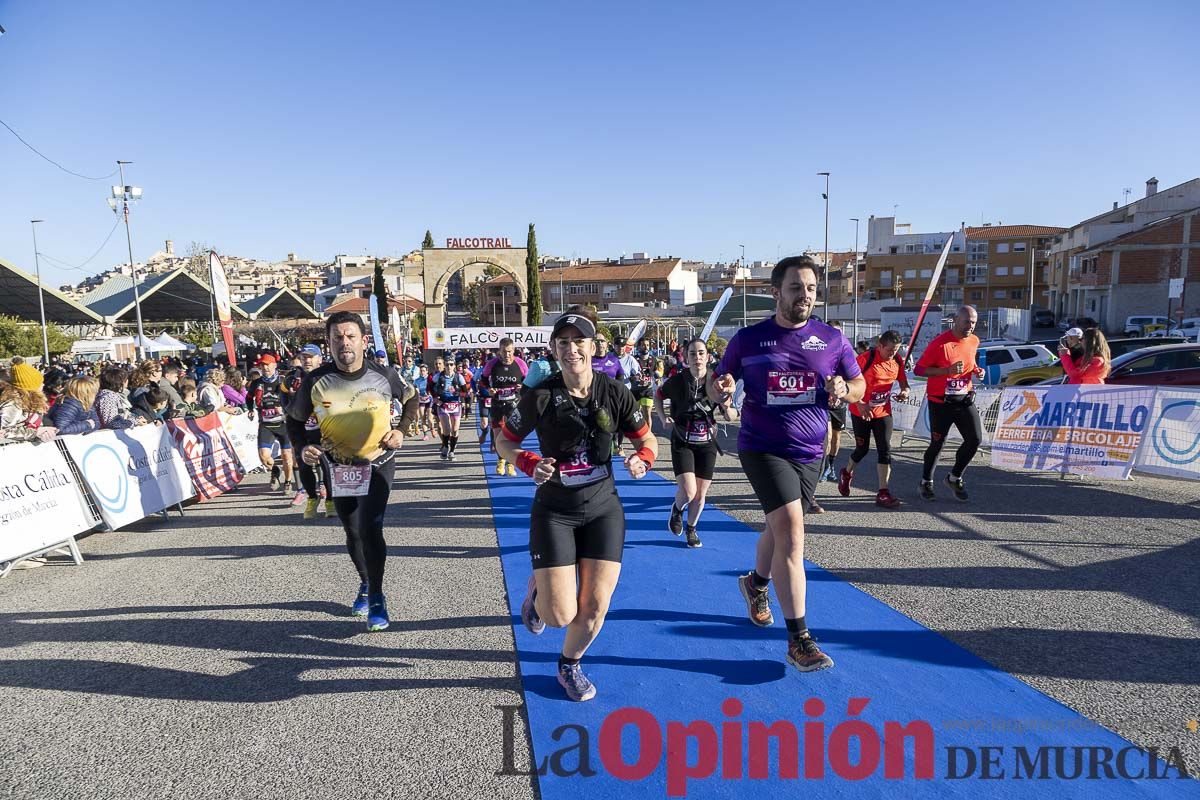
[131,334,173,353]
[153,332,194,351]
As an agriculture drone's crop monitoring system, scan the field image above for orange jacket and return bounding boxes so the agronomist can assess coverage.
[1060,353,1108,384]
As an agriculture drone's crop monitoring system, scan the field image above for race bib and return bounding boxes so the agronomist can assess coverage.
[869,389,891,408]
[766,370,818,406]
[260,406,283,423]
[484,397,492,408]
[330,462,371,497]
[304,413,319,431]
[496,386,519,401]
[945,377,971,396]
[440,401,461,414]
[559,451,609,487]
[686,419,712,443]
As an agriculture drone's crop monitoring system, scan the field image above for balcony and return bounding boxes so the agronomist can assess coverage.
[965,276,987,285]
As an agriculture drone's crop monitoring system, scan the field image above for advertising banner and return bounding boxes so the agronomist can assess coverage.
[218,412,263,473]
[881,306,943,365]
[0,442,96,563]
[1131,388,1200,480]
[167,413,244,499]
[209,251,238,364]
[423,326,552,350]
[60,426,195,530]
[991,384,1155,479]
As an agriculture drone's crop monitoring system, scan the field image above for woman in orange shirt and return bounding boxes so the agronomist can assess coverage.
[837,331,910,508]
[1059,328,1111,384]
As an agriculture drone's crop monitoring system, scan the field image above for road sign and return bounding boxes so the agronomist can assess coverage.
[1169,278,1184,299]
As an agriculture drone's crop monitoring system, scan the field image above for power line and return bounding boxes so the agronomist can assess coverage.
[0,117,120,181]
[35,218,123,272]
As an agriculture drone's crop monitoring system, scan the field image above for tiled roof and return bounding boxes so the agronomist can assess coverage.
[490,258,680,285]
[325,295,425,314]
[964,225,1066,240]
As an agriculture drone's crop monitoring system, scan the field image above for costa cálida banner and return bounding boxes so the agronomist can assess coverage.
[59,425,195,530]
[0,441,96,563]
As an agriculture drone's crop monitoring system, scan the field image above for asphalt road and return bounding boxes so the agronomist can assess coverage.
[2,415,1197,798]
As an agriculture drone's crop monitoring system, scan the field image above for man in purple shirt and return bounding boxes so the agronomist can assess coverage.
[591,332,625,381]
[709,255,865,673]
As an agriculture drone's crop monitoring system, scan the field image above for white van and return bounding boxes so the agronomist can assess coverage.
[1123,315,1169,336]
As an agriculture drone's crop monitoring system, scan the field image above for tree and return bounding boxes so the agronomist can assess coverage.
[372,258,389,338]
[0,316,76,359]
[525,223,542,325]
[185,241,214,282]
[422,230,435,249]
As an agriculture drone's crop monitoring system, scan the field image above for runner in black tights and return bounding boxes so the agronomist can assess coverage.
[287,311,417,631]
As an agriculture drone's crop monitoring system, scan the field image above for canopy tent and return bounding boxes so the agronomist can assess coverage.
[238,286,319,320]
[153,332,194,351]
[86,267,250,323]
[131,334,176,353]
[0,255,105,325]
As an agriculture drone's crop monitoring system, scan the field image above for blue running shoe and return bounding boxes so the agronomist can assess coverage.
[557,661,596,702]
[351,582,369,617]
[521,574,545,635]
[367,593,389,631]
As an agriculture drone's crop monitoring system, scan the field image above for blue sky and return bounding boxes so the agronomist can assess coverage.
[1,1,1197,288]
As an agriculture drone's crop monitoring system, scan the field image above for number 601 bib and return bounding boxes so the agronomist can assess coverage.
[766,370,819,406]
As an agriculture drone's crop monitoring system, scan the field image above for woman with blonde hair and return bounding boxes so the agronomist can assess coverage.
[198,367,227,413]
[48,376,101,435]
[1059,327,1111,384]
[0,363,56,443]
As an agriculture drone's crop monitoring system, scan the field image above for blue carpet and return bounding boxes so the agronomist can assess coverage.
[481,444,1192,798]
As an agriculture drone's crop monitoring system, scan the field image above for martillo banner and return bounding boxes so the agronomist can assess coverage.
[424,326,553,350]
[167,413,245,499]
[60,425,195,530]
[1130,388,1200,480]
[991,384,1156,479]
[0,442,95,564]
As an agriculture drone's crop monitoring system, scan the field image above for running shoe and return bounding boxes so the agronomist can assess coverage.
[422,433,429,441]
[807,501,825,515]
[837,468,853,497]
[506,462,516,477]
[281,481,293,495]
[668,504,684,536]
[448,450,457,461]
[366,593,389,631]
[303,498,319,520]
[786,632,834,672]
[496,459,506,475]
[291,490,307,506]
[875,489,903,509]
[440,446,449,460]
[685,526,702,548]
[557,661,597,702]
[521,574,545,635]
[323,500,335,517]
[351,582,369,616]
[944,475,969,502]
[737,572,774,627]
[919,480,935,501]
[824,465,838,482]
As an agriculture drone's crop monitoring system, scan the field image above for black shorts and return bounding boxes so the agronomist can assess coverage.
[671,438,718,480]
[489,399,518,428]
[257,423,291,449]
[529,480,625,568]
[829,405,848,431]
[739,450,820,515]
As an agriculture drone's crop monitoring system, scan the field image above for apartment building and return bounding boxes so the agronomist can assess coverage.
[1049,176,1200,328]
[960,225,1063,311]
[807,250,862,306]
[863,217,966,306]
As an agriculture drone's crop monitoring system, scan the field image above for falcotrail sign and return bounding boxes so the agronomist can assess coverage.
[424,326,552,350]
[445,237,512,249]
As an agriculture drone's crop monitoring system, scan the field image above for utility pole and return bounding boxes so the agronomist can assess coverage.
[818,172,831,319]
[29,220,50,366]
[110,161,146,359]
[851,217,860,341]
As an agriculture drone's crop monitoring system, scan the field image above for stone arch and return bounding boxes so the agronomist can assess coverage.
[430,256,525,309]
[421,249,529,334]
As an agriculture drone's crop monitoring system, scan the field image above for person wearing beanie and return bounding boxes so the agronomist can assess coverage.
[1,364,55,444]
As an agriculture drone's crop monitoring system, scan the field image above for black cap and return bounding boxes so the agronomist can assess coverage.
[551,313,597,340]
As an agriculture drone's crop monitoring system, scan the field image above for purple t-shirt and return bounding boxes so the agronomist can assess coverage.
[717,317,861,462]
[592,353,624,381]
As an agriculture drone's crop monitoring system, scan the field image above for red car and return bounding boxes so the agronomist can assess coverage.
[1105,343,1200,387]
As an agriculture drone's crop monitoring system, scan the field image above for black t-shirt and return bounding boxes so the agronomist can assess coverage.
[482,359,526,405]
[247,374,288,425]
[657,370,717,447]
[502,372,649,491]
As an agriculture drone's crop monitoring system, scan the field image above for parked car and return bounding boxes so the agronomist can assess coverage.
[979,343,1057,385]
[1032,309,1056,328]
[1002,337,1186,386]
[1058,316,1098,332]
[1148,317,1200,339]
[1106,343,1200,387]
[1122,315,1170,336]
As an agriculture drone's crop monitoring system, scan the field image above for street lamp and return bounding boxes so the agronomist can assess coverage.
[739,244,746,327]
[29,220,50,366]
[818,172,830,319]
[850,217,860,340]
[108,161,146,359]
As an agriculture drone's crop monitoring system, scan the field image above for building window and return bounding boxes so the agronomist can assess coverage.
[966,264,988,284]
[889,246,898,254]
[1013,266,1025,276]
[1013,242,1027,252]
[943,288,963,303]
[905,244,921,254]
[904,269,917,279]
[903,291,916,300]
[996,243,1010,254]
[879,270,893,288]
[568,283,598,295]
[1011,289,1025,300]
[602,284,619,300]
[995,266,1009,277]
[632,282,654,298]
[946,268,960,284]
[994,289,1006,299]
[970,290,982,301]
[968,241,988,260]
[919,269,932,278]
